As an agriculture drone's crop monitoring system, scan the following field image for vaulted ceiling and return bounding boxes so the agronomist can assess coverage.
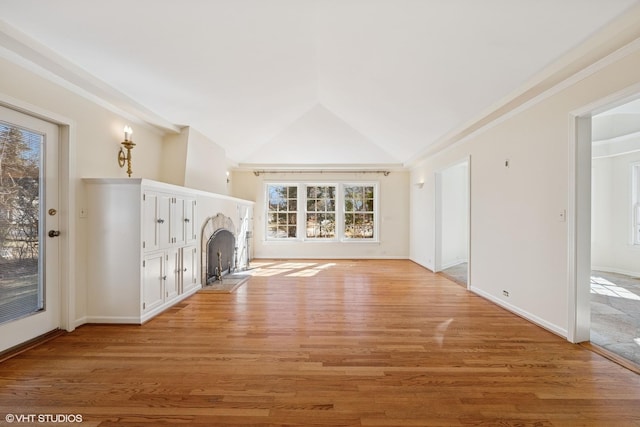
[1,0,638,167]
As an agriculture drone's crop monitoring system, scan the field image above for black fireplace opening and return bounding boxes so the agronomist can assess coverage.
[207,229,236,283]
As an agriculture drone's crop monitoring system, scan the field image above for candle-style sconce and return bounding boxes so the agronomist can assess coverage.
[118,126,136,177]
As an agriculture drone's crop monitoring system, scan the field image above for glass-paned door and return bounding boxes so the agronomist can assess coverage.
[0,105,59,353]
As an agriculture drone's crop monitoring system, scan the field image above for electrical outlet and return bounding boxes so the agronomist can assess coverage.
[502,290,509,297]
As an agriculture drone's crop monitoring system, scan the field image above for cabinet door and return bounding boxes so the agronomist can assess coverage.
[143,252,164,312]
[142,192,160,252]
[165,250,180,301]
[158,194,172,247]
[185,198,197,244]
[171,196,187,246]
[182,245,198,293]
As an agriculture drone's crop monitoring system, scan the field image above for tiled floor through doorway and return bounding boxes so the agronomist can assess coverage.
[590,270,640,368]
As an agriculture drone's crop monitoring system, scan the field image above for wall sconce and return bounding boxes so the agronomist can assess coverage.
[415,181,424,189]
[118,126,136,177]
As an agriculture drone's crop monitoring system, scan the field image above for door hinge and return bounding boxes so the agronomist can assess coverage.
[143,302,146,310]
[143,260,146,267]
[143,241,146,249]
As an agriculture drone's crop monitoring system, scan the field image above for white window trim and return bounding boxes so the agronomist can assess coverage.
[263,181,380,243]
[341,182,379,243]
[303,183,338,242]
[264,183,301,241]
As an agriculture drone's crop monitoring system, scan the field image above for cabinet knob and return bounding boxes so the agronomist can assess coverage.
[157,218,165,224]
[184,268,188,272]
[162,275,167,280]
[184,218,190,223]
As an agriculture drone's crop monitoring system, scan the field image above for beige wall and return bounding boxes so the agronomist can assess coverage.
[410,44,640,337]
[0,57,169,327]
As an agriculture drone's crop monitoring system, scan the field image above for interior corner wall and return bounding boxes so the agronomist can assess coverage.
[410,46,640,338]
[0,56,167,328]
[232,170,410,259]
[160,127,188,186]
[591,151,640,276]
[182,127,229,196]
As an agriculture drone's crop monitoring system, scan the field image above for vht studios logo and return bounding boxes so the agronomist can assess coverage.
[5,413,83,423]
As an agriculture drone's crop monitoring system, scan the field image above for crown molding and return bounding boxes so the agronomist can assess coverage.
[0,20,180,134]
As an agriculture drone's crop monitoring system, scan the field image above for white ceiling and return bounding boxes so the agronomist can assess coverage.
[0,0,638,167]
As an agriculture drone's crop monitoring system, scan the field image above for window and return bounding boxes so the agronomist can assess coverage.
[265,182,377,242]
[306,185,336,239]
[633,163,640,245]
[343,185,375,239]
[266,184,298,239]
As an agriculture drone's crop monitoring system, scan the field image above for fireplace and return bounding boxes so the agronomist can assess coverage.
[201,213,236,284]
[207,229,235,282]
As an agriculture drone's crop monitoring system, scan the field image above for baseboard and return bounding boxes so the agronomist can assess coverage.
[470,286,568,338]
[84,315,142,324]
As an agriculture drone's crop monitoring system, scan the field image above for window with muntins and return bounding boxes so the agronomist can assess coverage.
[265,182,378,242]
[343,185,375,239]
[306,185,336,239]
[266,184,298,239]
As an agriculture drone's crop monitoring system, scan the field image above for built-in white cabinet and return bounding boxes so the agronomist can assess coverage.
[85,178,202,324]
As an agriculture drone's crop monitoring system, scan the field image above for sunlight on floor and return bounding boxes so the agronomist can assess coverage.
[245,261,337,278]
[590,276,640,300]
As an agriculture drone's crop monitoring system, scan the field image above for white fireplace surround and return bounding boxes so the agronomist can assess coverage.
[201,213,236,285]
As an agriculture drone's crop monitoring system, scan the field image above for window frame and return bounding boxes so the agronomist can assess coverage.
[303,183,338,241]
[265,183,300,240]
[263,181,379,243]
[341,183,378,241]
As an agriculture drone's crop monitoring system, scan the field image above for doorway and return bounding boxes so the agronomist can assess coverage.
[0,105,61,353]
[589,99,640,366]
[570,87,640,369]
[435,157,470,287]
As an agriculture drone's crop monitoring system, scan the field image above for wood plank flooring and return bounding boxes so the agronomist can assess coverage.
[1,259,640,426]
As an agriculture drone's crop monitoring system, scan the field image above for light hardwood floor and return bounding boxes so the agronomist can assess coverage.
[1,259,640,426]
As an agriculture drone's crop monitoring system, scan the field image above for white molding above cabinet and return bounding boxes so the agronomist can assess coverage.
[84,178,202,324]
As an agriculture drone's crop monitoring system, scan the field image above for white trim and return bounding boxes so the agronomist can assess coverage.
[0,92,76,333]
[567,114,592,344]
[567,84,640,344]
[433,156,471,290]
[0,21,178,135]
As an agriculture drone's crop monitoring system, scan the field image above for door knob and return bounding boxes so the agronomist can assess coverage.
[48,230,60,238]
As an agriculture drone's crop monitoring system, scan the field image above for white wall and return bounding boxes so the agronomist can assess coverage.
[410,45,640,338]
[440,162,469,269]
[161,126,229,196]
[232,170,409,259]
[592,151,640,276]
[184,127,229,195]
